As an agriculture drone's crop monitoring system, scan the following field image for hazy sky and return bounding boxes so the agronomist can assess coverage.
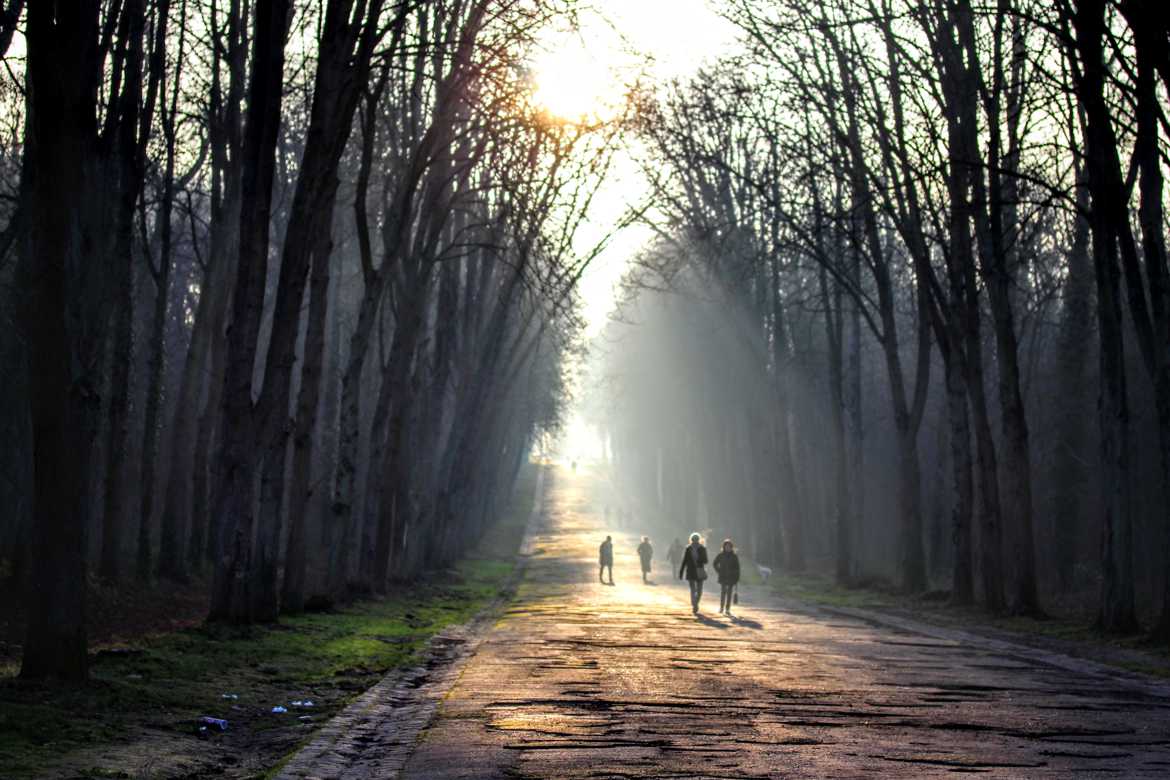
[531,0,739,339]
[531,1,739,459]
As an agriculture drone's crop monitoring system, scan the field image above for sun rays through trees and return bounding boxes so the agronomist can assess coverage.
[2,0,1170,690]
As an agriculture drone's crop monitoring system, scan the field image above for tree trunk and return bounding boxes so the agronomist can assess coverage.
[935,317,974,604]
[155,268,208,580]
[985,276,1042,615]
[967,335,1005,612]
[356,353,395,590]
[1052,177,1093,593]
[770,265,805,572]
[281,218,334,614]
[819,261,852,585]
[140,0,181,582]
[100,277,134,580]
[20,0,102,682]
[1125,0,1170,641]
[99,0,149,583]
[209,0,291,624]
[845,250,864,580]
[1093,220,1138,633]
[192,272,234,571]
[374,294,428,592]
[1070,0,1140,634]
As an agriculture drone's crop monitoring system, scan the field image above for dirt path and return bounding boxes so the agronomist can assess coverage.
[300,466,1170,778]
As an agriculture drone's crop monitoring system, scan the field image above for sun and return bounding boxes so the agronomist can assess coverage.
[529,38,621,123]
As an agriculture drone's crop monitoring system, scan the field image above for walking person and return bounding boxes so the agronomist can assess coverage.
[666,537,684,579]
[713,539,741,617]
[637,536,654,583]
[678,533,709,614]
[598,535,614,585]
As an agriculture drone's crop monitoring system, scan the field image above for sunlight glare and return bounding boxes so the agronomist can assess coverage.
[530,39,620,123]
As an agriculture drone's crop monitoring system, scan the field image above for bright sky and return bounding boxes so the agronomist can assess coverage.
[530,0,739,340]
[529,1,739,460]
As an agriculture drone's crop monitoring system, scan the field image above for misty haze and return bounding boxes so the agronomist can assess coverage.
[2,0,1170,777]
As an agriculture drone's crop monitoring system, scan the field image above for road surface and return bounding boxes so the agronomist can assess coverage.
[286,465,1170,778]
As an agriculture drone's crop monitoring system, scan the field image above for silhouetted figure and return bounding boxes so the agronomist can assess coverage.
[713,539,741,617]
[637,536,653,583]
[666,537,684,578]
[598,535,614,584]
[678,533,708,613]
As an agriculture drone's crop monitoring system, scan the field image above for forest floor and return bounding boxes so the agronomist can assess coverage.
[276,463,1170,778]
[0,466,537,780]
[0,575,210,669]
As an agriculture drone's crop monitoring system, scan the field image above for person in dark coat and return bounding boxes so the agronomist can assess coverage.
[636,536,653,582]
[712,539,741,616]
[598,535,614,584]
[666,537,684,578]
[678,533,709,613]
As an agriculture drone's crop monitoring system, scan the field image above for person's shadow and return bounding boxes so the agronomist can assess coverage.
[728,614,763,629]
[695,613,730,629]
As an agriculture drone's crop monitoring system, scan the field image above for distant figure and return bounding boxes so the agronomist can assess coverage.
[637,536,654,583]
[666,537,684,578]
[713,539,741,617]
[571,460,578,472]
[755,562,772,584]
[598,535,614,585]
[678,533,709,614]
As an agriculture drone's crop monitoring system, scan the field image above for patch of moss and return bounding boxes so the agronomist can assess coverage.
[0,464,540,779]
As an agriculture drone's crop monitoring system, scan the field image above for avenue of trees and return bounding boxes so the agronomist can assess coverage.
[590,0,1170,636]
[0,1,609,680]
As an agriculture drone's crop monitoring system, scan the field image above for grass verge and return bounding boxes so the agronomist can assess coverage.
[761,568,1170,679]
[0,465,538,779]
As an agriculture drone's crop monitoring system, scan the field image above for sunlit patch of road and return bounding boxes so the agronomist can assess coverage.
[388,465,1170,779]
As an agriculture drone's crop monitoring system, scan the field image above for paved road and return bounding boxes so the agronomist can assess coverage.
[296,466,1170,778]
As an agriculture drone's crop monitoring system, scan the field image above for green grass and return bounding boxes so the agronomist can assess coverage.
[0,465,539,778]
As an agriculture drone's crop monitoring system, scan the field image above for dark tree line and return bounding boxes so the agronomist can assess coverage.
[1,0,610,680]
[591,0,1170,636]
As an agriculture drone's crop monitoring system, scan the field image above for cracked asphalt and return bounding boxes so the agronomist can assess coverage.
[298,465,1170,778]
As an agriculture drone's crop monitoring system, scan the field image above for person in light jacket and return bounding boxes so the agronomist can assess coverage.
[712,539,741,617]
[678,533,709,614]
